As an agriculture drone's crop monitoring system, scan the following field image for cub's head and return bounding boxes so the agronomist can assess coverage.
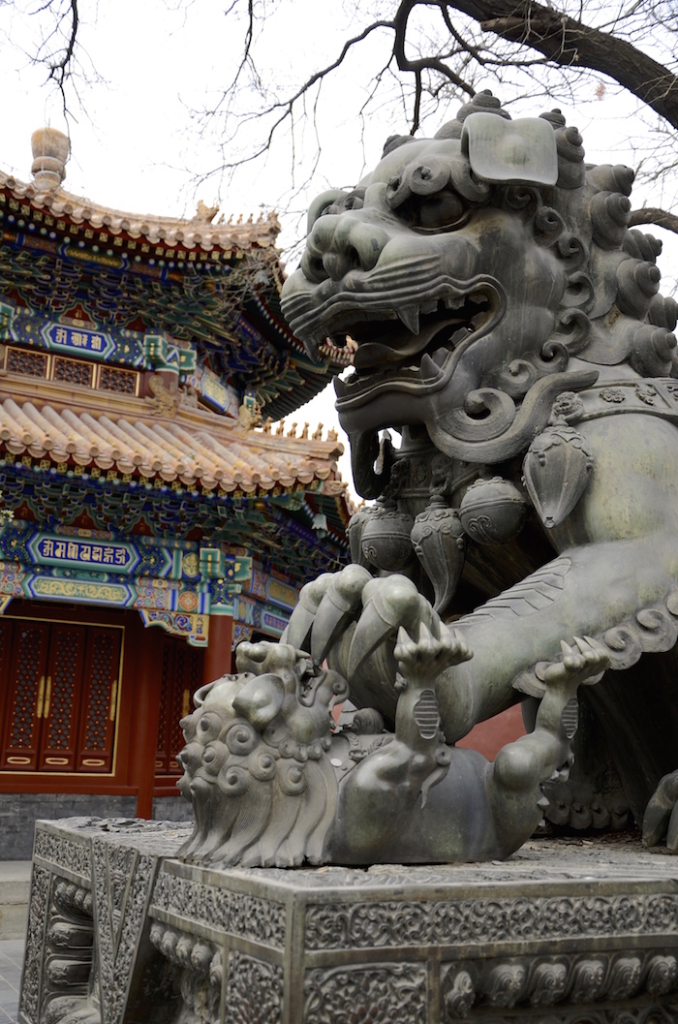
[177,641,347,868]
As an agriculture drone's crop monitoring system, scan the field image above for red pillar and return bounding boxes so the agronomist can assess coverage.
[127,617,163,820]
[203,614,234,684]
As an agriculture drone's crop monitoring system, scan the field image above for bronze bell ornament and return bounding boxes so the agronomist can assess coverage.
[360,498,415,572]
[458,476,527,544]
[411,495,466,615]
[522,392,594,529]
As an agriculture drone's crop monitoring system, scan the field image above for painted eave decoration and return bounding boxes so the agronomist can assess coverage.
[0,128,352,421]
[0,129,354,646]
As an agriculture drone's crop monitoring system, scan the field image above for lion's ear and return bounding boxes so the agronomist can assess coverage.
[233,674,286,729]
[462,113,558,187]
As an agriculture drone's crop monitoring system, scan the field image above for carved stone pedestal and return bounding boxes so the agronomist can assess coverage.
[19,819,678,1024]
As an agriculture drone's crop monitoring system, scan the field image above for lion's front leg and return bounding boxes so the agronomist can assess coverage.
[332,622,471,864]
[432,531,678,742]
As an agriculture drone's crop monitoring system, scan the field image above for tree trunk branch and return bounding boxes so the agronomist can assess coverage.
[439,0,678,130]
[629,207,678,237]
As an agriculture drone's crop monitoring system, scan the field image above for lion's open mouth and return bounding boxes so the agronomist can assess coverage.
[329,279,504,408]
[334,290,493,370]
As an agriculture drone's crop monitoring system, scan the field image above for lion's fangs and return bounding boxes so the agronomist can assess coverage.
[306,287,491,355]
[397,306,420,334]
[332,292,494,396]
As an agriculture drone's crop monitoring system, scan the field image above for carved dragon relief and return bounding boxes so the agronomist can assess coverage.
[177,91,678,866]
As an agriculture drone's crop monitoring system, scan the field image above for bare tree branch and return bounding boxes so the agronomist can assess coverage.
[629,207,678,236]
[46,0,77,99]
[6,0,678,239]
[392,0,475,132]
[448,0,678,129]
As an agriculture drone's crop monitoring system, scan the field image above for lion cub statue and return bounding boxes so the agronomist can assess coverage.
[177,605,607,868]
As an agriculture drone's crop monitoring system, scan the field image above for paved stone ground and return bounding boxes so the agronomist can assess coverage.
[0,940,23,1024]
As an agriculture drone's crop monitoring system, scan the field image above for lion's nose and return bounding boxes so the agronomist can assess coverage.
[302,214,389,283]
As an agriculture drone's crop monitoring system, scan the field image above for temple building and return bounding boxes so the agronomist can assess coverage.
[0,129,352,855]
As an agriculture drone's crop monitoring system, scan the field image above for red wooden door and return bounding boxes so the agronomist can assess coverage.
[38,624,87,771]
[0,620,51,770]
[0,618,123,773]
[155,634,204,776]
[77,626,122,772]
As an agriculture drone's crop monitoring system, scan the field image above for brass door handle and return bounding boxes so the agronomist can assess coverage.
[109,680,117,721]
[43,675,52,719]
[36,675,45,718]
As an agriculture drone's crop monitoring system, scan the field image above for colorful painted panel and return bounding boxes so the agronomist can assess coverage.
[266,577,299,611]
[139,609,208,647]
[3,307,198,377]
[260,608,289,637]
[42,322,115,360]
[29,534,139,574]
[232,595,293,639]
[186,366,239,416]
[28,578,133,606]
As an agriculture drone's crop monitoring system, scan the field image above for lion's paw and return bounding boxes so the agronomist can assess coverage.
[395,621,472,687]
[540,636,610,690]
[642,769,678,852]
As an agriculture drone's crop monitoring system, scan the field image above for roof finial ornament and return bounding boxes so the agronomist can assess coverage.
[192,200,219,224]
[31,128,70,190]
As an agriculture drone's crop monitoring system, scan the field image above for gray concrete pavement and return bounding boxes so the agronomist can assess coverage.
[0,939,23,1024]
[0,864,30,941]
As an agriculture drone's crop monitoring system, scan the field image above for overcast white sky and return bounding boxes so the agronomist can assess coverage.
[1,0,676,495]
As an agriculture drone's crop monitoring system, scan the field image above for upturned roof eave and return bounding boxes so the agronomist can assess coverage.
[0,170,282,254]
[0,371,347,499]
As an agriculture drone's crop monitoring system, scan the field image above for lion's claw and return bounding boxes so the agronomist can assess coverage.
[395,621,472,684]
[541,636,610,688]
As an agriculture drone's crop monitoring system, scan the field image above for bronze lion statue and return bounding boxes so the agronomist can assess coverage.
[178,91,678,865]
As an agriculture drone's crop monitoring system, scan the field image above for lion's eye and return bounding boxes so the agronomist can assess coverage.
[403,189,467,232]
[322,190,365,217]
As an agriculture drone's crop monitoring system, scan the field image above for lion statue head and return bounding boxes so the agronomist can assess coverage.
[281,90,677,497]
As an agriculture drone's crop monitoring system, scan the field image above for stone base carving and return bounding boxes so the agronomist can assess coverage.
[19,818,192,1024]
[19,819,678,1024]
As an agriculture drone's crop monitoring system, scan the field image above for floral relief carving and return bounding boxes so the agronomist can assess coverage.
[646,954,678,996]
[570,958,606,1002]
[529,961,568,1006]
[92,839,157,1024]
[149,922,221,1024]
[304,893,678,950]
[151,869,286,947]
[600,387,626,404]
[486,963,526,1007]
[443,969,475,1019]
[440,952,677,1020]
[19,865,52,1024]
[606,956,642,1000]
[462,1003,678,1023]
[304,963,427,1024]
[225,952,283,1024]
[33,832,92,879]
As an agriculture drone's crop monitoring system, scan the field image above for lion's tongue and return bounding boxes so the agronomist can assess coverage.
[353,316,463,370]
